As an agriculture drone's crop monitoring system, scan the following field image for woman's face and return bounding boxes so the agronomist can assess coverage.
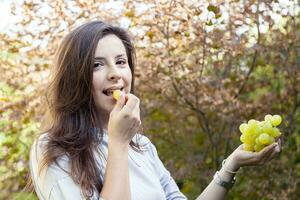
[92,34,132,114]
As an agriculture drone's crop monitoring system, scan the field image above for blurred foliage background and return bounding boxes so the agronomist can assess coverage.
[0,0,299,199]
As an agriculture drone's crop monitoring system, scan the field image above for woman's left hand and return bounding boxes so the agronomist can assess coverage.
[228,139,282,170]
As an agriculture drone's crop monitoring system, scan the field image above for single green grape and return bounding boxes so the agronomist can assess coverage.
[240,134,246,143]
[254,125,263,137]
[262,121,273,134]
[245,134,256,144]
[268,128,275,137]
[271,115,282,127]
[239,123,248,134]
[255,137,263,145]
[248,120,259,133]
[259,133,271,145]
[243,126,254,136]
[254,144,264,152]
[270,127,282,138]
[248,119,257,126]
[243,143,254,151]
[112,90,122,100]
[268,136,275,144]
[264,114,273,123]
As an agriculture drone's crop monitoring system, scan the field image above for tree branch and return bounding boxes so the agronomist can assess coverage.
[234,1,261,98]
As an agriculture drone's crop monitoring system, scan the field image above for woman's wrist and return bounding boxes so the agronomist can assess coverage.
[225,154,241,172]
[108,138,129,152]
[214,155,239,190]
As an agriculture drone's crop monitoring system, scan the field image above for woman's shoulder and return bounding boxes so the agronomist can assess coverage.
[32,133,49,152]
[29,133,77,199]
[30,133,50,163]
[30,133,70,179]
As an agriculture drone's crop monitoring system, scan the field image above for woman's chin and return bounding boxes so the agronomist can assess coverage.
[95,96,116,113]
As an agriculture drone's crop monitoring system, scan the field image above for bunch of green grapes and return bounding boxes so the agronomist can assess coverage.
[239,114,282,152]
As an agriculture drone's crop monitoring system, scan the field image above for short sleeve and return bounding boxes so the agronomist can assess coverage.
[29,135,94,200]
[147,139,187,200]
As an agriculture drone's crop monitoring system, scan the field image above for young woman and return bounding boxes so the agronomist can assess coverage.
[29,20,281,200]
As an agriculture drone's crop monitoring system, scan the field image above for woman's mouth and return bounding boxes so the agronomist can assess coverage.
[102,87,124,97]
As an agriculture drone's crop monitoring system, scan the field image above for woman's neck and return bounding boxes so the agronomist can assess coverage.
[100,113,109,130]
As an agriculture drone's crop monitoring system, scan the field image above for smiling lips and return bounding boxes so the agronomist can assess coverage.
[102,86,124,97]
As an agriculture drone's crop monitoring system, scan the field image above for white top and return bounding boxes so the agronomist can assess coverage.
[29,130,187,200]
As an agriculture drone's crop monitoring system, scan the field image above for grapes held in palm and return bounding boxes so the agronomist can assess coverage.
[239,114,282,152]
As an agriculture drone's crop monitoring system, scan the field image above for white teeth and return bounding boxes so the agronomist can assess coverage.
[103,87,124,96]
[107,91,113,95]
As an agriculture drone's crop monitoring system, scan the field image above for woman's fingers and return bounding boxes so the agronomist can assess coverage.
[266,141,281,162]
[257,143,278,164]
[132,97,141,130]
[122,93,140,113]
[258,143,276,156]
[122,93,141,131]
[237,144,244,150]
[278,138,282,149]
[132,95,140,116]
[108,93,141,144]
[252,143,275,162]
[265,147,279,162]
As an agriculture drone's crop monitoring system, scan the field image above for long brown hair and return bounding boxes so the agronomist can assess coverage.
[36,21,139,198]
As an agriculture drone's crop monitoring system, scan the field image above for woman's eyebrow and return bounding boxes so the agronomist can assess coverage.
[94,57,105,61]
[94,54,126,60]
[115,54,126,59]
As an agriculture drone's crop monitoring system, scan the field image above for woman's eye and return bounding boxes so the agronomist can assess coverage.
[94,62,104,68]
[116,60,126,65]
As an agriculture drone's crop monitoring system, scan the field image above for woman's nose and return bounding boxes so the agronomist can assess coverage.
[107,67,121,81]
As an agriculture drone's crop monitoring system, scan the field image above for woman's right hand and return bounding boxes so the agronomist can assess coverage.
[108,93,141,146]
